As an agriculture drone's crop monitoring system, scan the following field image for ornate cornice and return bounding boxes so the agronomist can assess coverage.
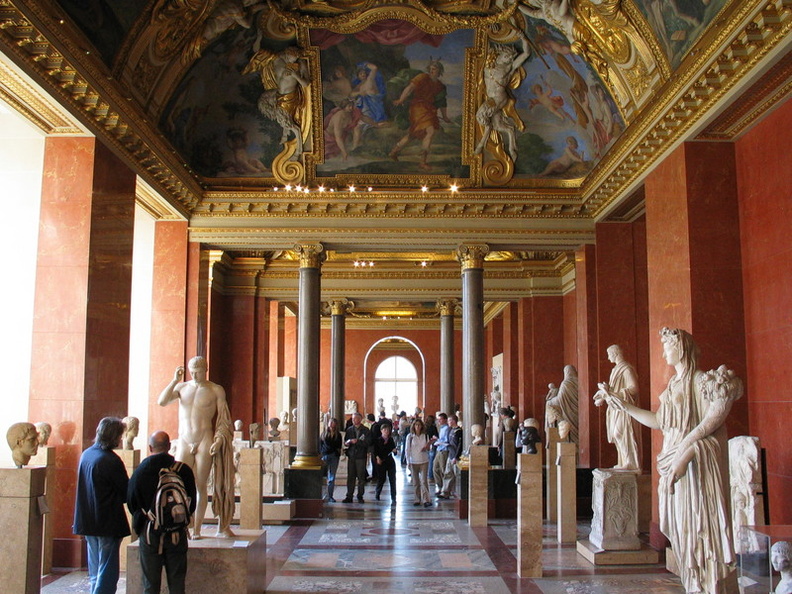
[457,243,489,269]
[293,242,326,268]
[0,52,82,133]
[583,0,792,218]
[0,0,200,213]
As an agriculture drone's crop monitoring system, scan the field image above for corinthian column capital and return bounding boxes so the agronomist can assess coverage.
[329,298,354,316]
[456,244,490,270]
[294,243,325,268]
[436,298,459,317]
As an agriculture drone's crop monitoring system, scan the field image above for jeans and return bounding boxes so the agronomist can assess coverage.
[85,535,122,594]
[375,460,397,501]
[433,449,449,490]
[139,529,189,594]
[322,453,340,499]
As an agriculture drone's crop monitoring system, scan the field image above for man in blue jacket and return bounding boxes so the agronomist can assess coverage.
[128,431,197,594]
[73,417,130,594]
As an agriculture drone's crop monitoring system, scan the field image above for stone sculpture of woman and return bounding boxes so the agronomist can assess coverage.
[610,328,742,593]
[545,366,579,444]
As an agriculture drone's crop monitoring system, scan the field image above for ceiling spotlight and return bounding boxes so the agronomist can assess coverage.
[367,187,373,192]
[450,184,459,193]
[318,185,326,192]
[421,186,428,193]
[348,185,356,192]
[285,184,292,191]
[421,261,427,267]
[273,186,279,192]
[353,261,360,267]
[303,187,310,193]
[369,261,374,267]
[295,185,302,192]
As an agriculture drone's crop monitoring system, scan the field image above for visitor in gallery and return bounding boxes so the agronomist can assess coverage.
[320,417,343,502]
[405,418,433,508]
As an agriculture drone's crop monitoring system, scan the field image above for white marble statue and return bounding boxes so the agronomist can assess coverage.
[234,419,243,431]
[158,356,235,538]
[34,422,52,447]
[6,422,39,468]
[377,398,386,416]
[594,345,640,470]
[557,418,571,441]
[610,328,742,593]
[391,395,399,415]
[122,416,139,450]
[279,409,290,431]
[474,35,531,161]
[729,436,763,554]
[772,541,792,594]
[471,423,484,446]
[545,366,578,444]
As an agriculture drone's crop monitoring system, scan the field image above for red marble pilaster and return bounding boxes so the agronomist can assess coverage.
[253,296,270,424]
[516,298,532,420]
[29,137,136,567]
[735,98,792,524]
[574,244,599,468]
[645,140,748,548]
[147,220,188,441]
[529,296,565,422]
[502,303,520,416]
[563,289,577,368]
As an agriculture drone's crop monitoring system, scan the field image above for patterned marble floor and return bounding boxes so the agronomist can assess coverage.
[43,464,685,593]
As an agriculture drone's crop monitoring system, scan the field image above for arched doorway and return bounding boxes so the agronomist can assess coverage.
[363,336,425,416]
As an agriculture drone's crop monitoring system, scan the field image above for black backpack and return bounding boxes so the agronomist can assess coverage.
[144,462,191,550]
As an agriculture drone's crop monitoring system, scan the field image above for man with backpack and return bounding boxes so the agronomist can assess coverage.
[128,431,197,594]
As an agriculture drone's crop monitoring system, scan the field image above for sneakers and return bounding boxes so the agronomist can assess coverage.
[436,493,449,499]
[342,497,353,503]
[423,502,432,508]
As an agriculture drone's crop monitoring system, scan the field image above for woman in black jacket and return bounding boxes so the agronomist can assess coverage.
[320,417,343,502]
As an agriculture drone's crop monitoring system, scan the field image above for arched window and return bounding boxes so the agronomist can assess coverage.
[375,356,418,416]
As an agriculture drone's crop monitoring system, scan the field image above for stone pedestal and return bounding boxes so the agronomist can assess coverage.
[468,445,489,527]
[556,442,576,544]
[517,452,543,578]
[127,529,266,594]
[233,430,243,442]
[0,467,46,594]
[29,446,55,575]
[502,435,516,470]
[588,469,640,550]
[239,448,263,530]
[545,427,559,521]
[116,449,141,571]
[283,467,323,518]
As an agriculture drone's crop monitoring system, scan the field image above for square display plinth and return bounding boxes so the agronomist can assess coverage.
[126,529,266,594]
[577,538,660,565]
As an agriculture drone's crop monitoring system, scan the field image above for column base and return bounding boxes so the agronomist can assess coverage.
[577,538,660,565]
[290,454,322,469]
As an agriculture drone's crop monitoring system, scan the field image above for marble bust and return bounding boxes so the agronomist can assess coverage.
[34,422,52,446]
[471,423,484,446]
[772,541,792,594]
[122,416,139,450]
[557,419,571,441]
[234,419,243,431]
[520,418,542,454]
[6,422,39,468]
[249,422,260,448]
[268,417,281,439]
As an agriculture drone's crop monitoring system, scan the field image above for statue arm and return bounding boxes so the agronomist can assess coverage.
[607,391,659,429]
[158,366,184,406]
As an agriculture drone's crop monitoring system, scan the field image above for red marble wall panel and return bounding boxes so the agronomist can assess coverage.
[253,297,270,424]
[736,97,792,524]
[486,316,503,397]
[267,300,285,419]
[29,137,136,567]
[529,296,565,423]
[217,294,256,423]
[516,298,532,417]
[147,221,188,441]
[502,303,520,415]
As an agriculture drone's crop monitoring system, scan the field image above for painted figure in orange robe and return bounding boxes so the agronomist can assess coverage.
[389,59,452,171]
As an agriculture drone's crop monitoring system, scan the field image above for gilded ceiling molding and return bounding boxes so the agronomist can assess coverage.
[583,0,792,217]
[135,176,185,221]
[293,242,326,268]
[698,49,792,139]
[0,0,200,213]
[0,54,82,134]
[456,243,490,269]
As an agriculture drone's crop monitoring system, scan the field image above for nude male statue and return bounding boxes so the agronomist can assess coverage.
[159,356,234,538]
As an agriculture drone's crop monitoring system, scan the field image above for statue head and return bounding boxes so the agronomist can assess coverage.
[607,344,623,364]
[503,417,514,432]
[520,425,541,454]
[6,422,39,467]
[563,365,577,381]
[471,423,483,443]
[34,422,52,447]
[249,423,260,447]
[234,420,243,431]
[121,416,139,450]
[772,541,791,574]
[268,417,280,430]
[660,327,699,370]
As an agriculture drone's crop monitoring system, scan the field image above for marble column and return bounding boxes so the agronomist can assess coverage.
[330,299,351,423]
[291,243,325,469]
[437,299,458,417]
[457,244,489,438]
[517,451,543,578]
